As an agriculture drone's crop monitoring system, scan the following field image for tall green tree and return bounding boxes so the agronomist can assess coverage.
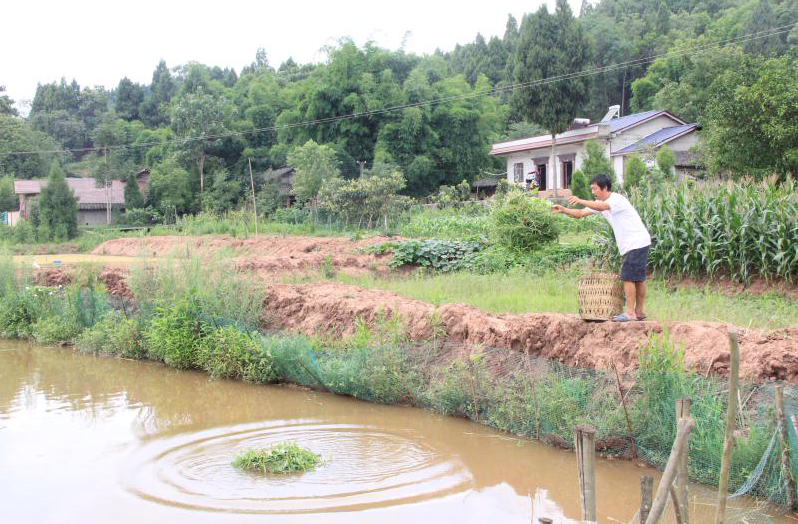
[170,88,232,192]
[512,0,591,196]
[580,140,617,185]
[287,140,340,205]
[115,77,145,121]
[38,161,78,240]
[139,60,176,127]
[0,85,17,116]
[148,157,193,217]
[124,172,144,209]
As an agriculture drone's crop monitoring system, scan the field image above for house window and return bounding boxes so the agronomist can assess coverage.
[513,163,524,183]
[562,160,573,189]
[537,164,547,191]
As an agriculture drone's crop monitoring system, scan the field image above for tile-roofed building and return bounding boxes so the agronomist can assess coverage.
[489,106,701,196]
[15,177,129,226]
[613,123,699,155]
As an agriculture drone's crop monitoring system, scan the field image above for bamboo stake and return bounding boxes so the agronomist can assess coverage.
[613,362,638,459]
[676,398,692,523]
[714,327,740,524]
[575,424,597,522]
[645,416,695,524]
[775,384,797,508]
[640,475,653,524]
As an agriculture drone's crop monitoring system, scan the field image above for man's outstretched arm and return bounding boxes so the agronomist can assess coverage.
[551,205,593,218]
[568,195,610,211]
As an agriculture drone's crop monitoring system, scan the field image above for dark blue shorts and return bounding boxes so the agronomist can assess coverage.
[620,245,650,282]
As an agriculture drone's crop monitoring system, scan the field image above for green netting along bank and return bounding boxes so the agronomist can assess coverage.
[252,328,794,509]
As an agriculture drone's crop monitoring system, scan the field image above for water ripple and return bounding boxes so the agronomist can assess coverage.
[122,419,472,514]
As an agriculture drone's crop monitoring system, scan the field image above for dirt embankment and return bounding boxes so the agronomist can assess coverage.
[262,280,798,383]
[77,235,798,383]
[91,235,394,275]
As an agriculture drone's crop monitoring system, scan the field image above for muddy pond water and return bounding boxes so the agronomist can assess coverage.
[0,341,792,523]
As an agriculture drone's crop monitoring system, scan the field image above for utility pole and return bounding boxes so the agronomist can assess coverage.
[104,148,111,225]
[248,157,258,237]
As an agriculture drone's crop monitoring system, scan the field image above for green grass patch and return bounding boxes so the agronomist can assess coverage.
[232,443,321,474]
[297,269,797,330]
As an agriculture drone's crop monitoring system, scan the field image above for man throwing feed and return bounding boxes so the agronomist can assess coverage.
[551,173,651,322]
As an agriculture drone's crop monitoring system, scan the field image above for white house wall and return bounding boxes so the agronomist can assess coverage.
[664,132,698,152]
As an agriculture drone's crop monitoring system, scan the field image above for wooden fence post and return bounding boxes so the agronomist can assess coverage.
[645,417,696,524]
[575,424,597,522]
[640,475,653,524]
[676,398,692,523]
[775,384,797,508]
[714,327,740,524]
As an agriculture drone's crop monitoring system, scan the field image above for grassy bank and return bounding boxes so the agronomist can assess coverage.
[0,253,790,507]
[287,268,798,331]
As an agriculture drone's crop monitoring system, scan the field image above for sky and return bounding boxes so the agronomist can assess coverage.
[1,0,582,111]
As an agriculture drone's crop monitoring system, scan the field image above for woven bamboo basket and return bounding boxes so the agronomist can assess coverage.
[577,272,624,321]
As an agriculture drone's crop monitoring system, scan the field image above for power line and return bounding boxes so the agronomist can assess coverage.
[0,22,795,158]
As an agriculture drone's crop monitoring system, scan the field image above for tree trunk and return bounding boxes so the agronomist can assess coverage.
[550,133,558,198]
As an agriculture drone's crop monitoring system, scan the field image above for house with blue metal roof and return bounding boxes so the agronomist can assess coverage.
[489,106,702,197]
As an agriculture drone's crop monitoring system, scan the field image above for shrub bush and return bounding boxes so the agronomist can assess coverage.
[144,300,208,369]
[0,288,54,339]
[196,326,276,381]
[490,192,559,254]
[31,315,81,346]
[75,311,147,359]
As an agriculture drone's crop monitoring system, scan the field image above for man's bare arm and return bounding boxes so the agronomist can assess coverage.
[551,205,592,218]
[567,195,610,211]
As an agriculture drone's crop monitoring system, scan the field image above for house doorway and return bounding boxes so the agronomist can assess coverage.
[562,160,573,189]
[537,164,547,191]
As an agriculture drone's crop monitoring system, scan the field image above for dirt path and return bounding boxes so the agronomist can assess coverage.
[91,235,394,275]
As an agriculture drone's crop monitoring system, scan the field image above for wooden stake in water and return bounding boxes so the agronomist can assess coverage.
[640,475,653,523]
[574,424,597,522]
[646,416,695,524]
[676,398,692,523]
[714,327,740,524]
[775,384,797,508]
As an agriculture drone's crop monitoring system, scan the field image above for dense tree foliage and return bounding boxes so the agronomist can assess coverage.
[1,0,795,221]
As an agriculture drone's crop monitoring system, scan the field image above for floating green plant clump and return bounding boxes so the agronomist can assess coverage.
[232,443,321,474]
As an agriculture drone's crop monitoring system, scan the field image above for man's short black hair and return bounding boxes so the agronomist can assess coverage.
[590,173,612,191]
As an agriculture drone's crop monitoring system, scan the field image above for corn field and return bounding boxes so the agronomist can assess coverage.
[601,179,798,283]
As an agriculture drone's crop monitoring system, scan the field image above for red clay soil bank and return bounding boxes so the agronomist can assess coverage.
[263,281,798,384]
[92,235,394,275]
[34,268,133,299]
